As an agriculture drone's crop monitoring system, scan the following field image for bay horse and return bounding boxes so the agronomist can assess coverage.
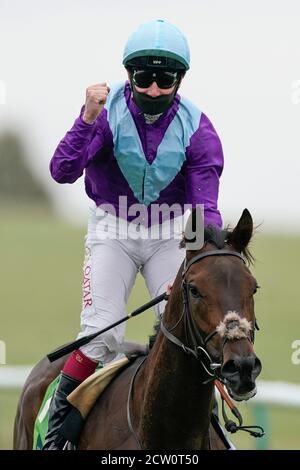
[14,208,262,450]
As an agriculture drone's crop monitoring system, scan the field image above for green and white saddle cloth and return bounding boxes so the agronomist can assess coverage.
[33,375,60,449]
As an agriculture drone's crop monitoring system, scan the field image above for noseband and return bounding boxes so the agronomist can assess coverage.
[160,249,253,382]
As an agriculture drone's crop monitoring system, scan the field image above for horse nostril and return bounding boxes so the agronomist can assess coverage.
[221,359,237,378]
[221,356,262,382]
[252,357,262,379]
[221,356,261,399]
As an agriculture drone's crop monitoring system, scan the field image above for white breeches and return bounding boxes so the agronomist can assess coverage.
[77,206,186,364]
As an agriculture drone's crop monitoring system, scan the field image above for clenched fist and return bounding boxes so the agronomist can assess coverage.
[82,82,110,124]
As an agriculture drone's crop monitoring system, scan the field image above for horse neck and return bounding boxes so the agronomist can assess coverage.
[135,279,215,449]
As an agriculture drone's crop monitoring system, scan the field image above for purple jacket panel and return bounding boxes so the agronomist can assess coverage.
[50,83,224,227]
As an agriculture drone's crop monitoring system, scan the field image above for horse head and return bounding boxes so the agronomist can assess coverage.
[165,208,262,402]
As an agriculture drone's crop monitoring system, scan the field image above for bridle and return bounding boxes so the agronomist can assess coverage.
[127,248,263,448]
[160,248,255,383]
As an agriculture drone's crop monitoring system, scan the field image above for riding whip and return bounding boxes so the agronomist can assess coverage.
[47,292,168,362]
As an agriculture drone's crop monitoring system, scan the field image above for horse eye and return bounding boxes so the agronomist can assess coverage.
[189,285,201,298]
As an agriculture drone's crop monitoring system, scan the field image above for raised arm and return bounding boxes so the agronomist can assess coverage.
[50,83,110,183]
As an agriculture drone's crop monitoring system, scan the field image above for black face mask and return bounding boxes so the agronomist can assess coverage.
[131,83,178,115]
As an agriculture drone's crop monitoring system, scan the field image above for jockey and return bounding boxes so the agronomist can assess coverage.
[44,19,224,449]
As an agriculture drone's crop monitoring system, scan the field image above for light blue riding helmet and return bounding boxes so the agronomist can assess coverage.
[123,19,190,71]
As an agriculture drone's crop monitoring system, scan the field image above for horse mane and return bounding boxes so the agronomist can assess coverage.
[180,224,254,265]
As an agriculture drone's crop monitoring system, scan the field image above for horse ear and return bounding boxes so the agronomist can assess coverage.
[227,208,253,252]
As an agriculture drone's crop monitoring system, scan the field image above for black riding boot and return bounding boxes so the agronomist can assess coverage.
[43,372,80,450]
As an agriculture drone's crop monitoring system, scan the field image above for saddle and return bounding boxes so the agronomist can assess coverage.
[67,342,148,419]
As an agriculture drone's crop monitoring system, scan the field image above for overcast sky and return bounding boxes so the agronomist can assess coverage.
[0,0,299,231]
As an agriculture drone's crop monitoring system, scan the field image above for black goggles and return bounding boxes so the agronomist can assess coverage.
[132,69,179,89]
